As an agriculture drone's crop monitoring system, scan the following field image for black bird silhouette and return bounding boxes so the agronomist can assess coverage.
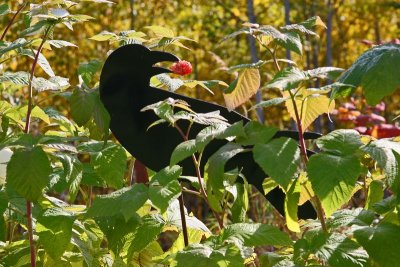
[99,44,318,219]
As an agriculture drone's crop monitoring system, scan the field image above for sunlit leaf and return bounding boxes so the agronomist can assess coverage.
[223,68,260,111]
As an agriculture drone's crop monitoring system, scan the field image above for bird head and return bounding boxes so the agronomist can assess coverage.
[99,44,179,104]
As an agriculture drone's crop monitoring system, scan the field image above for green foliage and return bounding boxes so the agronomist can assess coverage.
[1,2,400,266]
[336,44,400,105]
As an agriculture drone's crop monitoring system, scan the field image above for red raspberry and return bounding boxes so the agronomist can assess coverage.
[170,60,192,76]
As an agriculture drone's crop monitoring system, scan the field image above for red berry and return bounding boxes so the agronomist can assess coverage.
[170,60,192,76]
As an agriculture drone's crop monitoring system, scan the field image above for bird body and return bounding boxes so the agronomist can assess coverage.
[100,44,317,219]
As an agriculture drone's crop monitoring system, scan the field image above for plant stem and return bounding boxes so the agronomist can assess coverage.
[23,26,52,267]
[268,49,328,232]
[174,123,224,230]
[0,2,27,41]
[178,193,189,246]
[288,90,327,232]
[26,201,36,267]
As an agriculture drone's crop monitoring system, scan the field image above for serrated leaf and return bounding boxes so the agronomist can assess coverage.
[231,183,249,223]
[92,144,127,188]
[19,49,55,77]
[6,147,51,201]
[308,153,361,216]
[36,207,75,259]
[145,26,175,38]
[149,166,182,212]
[170,140,197,166]
[313,233,368,267]
[223,68,260,111]
[300,16,327,29]
[173,243,243,267]
[327,208,375,229]
[86,184,148,220]
[337,44,400,105]
[57,154,83,202]
[236,121,278,146]
[274,31,303,55]
[285,89,335,132]
[32,76,70,91]
[155,74,184,92]
[0,4,9,17]
[0,38,31,56]
[90,30,118,41]
[250,97,288,110]
[285,179,300,232]
[165,199,210,233]
[47,40,77,49]
[316,129,363,155]
[361,139,400,192]
[253,137,300,189]
[0,71,29,86]
[221,223,292,247]
[354,223,400,267]
[195,121,245,150]
[266,67,307,90]
[365,180,384,209]
[227,60,265,73]
[78,60,102,85]
[128,214,165,255]
[205,143,245,197]
[70,88,96,126]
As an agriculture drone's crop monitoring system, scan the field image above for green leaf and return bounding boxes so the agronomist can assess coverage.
[92,92,110,139]
[165,199,210,233]
[128,241,164,267]
[0,71,29,86]
[149,166,182,213]
[205,143,245,197]
[308,153,361,216]
[19,48,55,77]
[128,214,165,255]
[78,60,102,85]
[195,121,245,150]
[266,67,307,90]
[371,195,397,215]
[313,233,368,267]
[354,223,400,267]
[145,26,175,38]
[70,88,96,126]
[337,44,400,105]
[361,139,400,192]
[227,60,265,73]
[274,31,302,55]
[86,184,148,220]
[154,74,184,91]
[0,38,31,56]
[250,97,288,110]
[173,243,243,267]
[365,180,384,209]
[316,129,363,155]
[0,4,9,17]
[32,76,70,91]
[285,179,300,232]
[221,223,292,247]
[7,147,51,201]
[36,207,75,259]
[170,140,197,166]
[57,154,83,202]
[253,137,300,189]
[47,40,77,49]
[326,208,375,229]
[92,144,127,188]
[223,68,260,111]
[231,183,249,223]
[236,121,277,146]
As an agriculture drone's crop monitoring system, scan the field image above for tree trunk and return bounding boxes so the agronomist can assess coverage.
[246,0,264,123]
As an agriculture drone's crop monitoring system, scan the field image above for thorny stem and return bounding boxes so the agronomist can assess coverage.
[174,123,224,230]
[269,50,328,232]
[0,2,27,41]
[23,25,52,267]
[178,194,189,246]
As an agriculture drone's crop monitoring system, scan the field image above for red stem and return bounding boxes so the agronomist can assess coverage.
[0,3,27,41]
[26,201,36,267]
[178,194,189,246]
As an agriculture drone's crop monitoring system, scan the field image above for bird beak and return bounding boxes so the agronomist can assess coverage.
[149,50,179,65]
[149,50,179,76]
